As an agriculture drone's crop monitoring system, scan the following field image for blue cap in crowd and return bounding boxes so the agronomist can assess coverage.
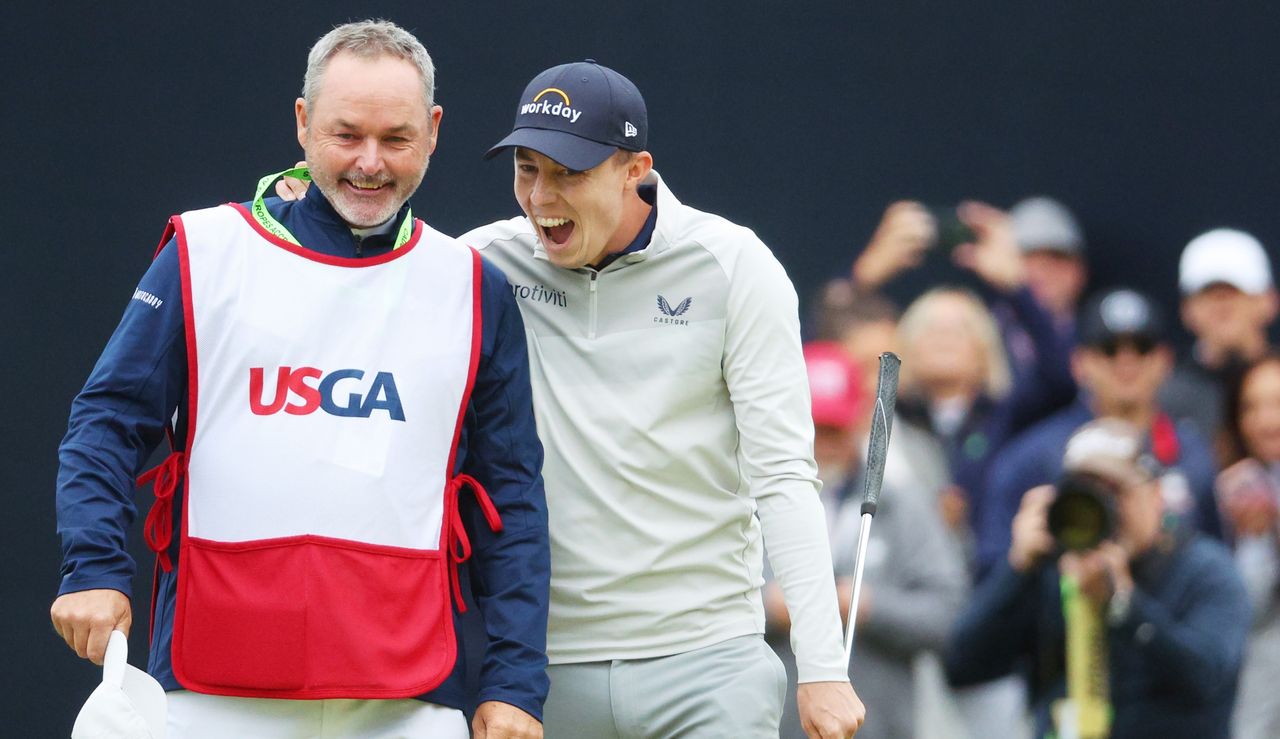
[485,60,648,172]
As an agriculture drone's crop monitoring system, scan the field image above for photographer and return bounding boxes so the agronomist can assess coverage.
[977,288,1224,578]
[944,419,1249,739]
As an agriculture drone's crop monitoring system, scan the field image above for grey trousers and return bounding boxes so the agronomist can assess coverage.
[543,634,787,739]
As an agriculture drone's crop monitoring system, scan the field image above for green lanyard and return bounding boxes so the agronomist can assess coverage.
[251,167,415,249]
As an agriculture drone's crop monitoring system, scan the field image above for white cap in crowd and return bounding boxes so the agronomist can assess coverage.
[1178,228,1274,296]
[1009,196,1084,255]
[1062,418,1159,488]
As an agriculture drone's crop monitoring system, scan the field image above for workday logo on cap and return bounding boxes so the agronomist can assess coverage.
[485,60,649,172]
[520,87,584,124]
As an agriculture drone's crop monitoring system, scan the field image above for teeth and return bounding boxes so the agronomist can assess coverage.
[535,217,571,228]
[349,182,383,190]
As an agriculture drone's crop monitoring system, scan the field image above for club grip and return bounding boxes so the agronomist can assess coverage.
[861,352,902,516]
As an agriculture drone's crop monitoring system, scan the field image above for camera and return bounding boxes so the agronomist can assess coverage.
[927,205,977,252]
[1047,472,1118,551]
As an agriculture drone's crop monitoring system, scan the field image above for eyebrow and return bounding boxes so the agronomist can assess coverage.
[333,120,418,135]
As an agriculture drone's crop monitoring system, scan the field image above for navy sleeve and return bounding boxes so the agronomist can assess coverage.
[1111,542,1249,702]
[1174,423,1225,540]
[56,237,186,598]
[994,286,1077,434]
[974,430,1053,579]
[457,257,551,719]
[944,560,1042,687]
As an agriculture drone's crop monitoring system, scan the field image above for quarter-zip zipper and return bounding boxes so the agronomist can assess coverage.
[353,233,364,258]
[588,270,599,339]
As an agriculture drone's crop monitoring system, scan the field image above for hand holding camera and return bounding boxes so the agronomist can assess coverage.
[950,201,1026,293]
[852,201,937,291]
[1009,485,1057,573]
[1012,471,1141,605]
[1059,542,1134,609]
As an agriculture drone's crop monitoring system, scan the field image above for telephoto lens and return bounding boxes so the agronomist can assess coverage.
[1047,473,1118,551]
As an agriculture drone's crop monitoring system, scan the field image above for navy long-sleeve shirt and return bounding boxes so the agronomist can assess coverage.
[945,534,1250,739]
[55,185,551,717]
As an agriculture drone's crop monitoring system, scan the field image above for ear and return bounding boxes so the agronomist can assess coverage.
[424,104,444,156]
[626,151,654,190]
[295,98,308,150]
[1260,288,1279,323]
[1070,349,1089,386]
[1179,295,1200,335]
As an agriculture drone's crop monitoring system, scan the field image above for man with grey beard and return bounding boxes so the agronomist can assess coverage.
[51,20,549,739]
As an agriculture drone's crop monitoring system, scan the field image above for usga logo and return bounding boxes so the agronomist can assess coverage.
[520,87,583,123]
[249,367,405,421]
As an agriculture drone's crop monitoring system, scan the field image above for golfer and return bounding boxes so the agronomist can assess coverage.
[473,61,864,739]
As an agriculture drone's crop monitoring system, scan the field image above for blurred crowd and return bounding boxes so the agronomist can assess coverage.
[764,198,1280,739]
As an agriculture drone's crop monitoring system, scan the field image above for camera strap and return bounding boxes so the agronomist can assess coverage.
[1053,575,1112,739]
[1150,412,1180,466]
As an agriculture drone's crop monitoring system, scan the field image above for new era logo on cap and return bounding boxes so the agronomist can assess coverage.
[1099,290,1150,333]
[1078,287,1165,346]
[485,60,649,172]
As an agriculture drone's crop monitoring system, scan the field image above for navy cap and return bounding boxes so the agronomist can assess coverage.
[1077,288,1166,347]
[484,60,648,171]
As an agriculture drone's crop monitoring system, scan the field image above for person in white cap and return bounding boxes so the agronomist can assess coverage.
[1160,228,1278,455]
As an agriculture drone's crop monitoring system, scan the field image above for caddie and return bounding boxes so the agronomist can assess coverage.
[51,20,549,739]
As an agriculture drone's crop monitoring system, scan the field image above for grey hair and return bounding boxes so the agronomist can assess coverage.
[302,19,435,111]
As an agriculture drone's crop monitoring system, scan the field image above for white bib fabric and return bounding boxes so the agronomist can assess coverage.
[161,203,484,700]
[180,205,474,548]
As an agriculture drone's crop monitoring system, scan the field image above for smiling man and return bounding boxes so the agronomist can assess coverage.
[51,20,549,739]
[468,61,866,739]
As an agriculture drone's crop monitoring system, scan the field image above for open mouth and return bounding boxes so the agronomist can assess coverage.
[535,216,576,246]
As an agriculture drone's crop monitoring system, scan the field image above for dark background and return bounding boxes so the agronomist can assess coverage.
[6,2,1280,734]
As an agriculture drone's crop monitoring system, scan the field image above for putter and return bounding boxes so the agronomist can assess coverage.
[843,351,902,666]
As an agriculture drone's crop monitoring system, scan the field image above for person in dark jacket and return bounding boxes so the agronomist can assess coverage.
[50,20,549,738]
[978,288,1223,577]
[945,418,1249,739]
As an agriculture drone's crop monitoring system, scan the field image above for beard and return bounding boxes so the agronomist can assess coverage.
[305,147,428,228]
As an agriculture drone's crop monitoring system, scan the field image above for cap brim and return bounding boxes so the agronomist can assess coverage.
[1080,330,1163,348]
[484,128,618,172]
[1181,276,1268,296]
[1020,243,1082,256]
